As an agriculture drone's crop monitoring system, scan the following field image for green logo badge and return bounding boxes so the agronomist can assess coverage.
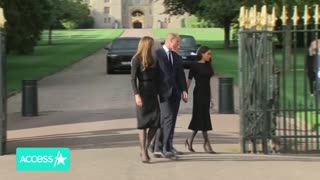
[16,147,70,171]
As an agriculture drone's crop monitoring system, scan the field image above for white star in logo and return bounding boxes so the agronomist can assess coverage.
[53,151,67,167]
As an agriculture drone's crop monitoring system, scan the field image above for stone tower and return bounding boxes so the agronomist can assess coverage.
[86,0,188,29]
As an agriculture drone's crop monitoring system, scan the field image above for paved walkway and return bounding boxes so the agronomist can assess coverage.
[1,29,319,180]
[2,114,320,180]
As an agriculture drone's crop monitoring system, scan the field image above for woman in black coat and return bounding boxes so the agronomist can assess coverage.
[131,36,160,163]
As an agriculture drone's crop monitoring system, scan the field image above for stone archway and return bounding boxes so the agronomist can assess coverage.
[131,9,144,28]
[133,21,142,29]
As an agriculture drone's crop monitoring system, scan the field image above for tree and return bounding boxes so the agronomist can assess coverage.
[46,0,91,45]
[0,0,52,54]
[198,0,240,48]
[162,0,320,49]
[162,0,240,48]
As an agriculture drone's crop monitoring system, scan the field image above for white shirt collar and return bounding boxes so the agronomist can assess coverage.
[163,45,170,54]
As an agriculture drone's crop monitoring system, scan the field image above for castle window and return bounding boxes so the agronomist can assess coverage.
[104,17,111,23]
[168,17,171,23]
[132,10,144,17]
[104,7,110,14]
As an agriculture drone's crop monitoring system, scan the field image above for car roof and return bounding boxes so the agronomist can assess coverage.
[160,35,195,44]
[180,35,195,39]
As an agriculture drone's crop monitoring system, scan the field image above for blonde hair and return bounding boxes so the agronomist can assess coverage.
[166,33,179,41]
[309,39,320,56]
[132,36,155,71]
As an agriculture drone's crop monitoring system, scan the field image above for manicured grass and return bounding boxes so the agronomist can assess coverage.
[7,29,123,93]
[153,28,225,41]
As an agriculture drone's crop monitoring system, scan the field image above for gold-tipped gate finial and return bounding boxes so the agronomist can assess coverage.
[239,4,320,29]
[238,5,278,31]
[281,6,288,26]
[261,5,268,27]
[314,4,319,25]
[0,8,6,28]
[244,8,250,28]
[304,5,310,25]
[249,5,257,28]
[267,6,277,31]
[256,12,262,30]
[239,6,245,28]
[292,6,299,26]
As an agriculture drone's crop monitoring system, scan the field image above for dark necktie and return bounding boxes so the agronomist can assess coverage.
[168,50,173,65]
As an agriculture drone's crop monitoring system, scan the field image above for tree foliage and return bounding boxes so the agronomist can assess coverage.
[162,0,320,48]
[0,0,91,53]
[56,0,89,26]
[0,0,52,54]
[46,0,91,44]
[162,0,240,48]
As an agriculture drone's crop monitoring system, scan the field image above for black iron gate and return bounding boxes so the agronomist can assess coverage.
[239,5,320,154]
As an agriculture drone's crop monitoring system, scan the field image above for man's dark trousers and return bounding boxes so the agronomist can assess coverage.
[155,89,180,153]
[153,47,187,155]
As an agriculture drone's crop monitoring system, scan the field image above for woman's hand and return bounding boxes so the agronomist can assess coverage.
[135,94,143,107]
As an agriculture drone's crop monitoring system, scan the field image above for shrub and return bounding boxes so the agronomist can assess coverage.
[77,16,94,29]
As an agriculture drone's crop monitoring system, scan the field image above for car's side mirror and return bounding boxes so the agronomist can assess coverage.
[104,47,110,50]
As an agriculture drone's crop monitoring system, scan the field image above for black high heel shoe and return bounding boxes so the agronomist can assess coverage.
[203,142,216,154]
[185,139,195,152]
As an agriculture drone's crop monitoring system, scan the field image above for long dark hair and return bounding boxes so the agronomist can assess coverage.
[196,46,211,63]
[132,36,155,71]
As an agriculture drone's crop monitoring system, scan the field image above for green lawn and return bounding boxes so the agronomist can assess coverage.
[153,28,225,41]
[7,29,123,94]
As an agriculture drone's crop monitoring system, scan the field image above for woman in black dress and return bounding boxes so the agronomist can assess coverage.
[131,36,160,163]
[185,46,216,154]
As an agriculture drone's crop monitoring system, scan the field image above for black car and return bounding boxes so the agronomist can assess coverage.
[179,35,201,68]
[160,35,200,68]
[105,37,140,74]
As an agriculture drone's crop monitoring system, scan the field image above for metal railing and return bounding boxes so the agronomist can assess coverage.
[239,5,320,154]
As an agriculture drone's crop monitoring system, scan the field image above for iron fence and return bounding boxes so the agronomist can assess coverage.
[239,5,320,154]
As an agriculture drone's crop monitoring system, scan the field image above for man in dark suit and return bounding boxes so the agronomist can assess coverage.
[153,33,188,159]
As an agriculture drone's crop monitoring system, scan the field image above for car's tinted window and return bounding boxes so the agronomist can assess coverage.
[180,37,196,49]
[111,39,140,50]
